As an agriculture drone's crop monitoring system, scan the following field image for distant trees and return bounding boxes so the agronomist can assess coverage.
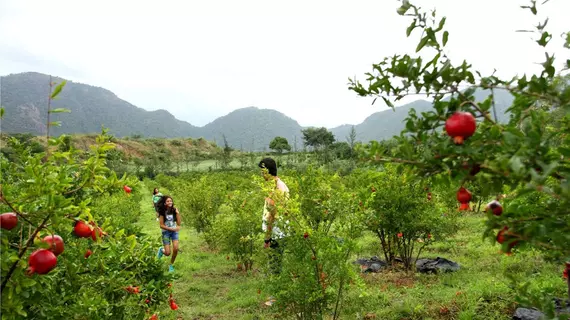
[301,127,335,151]
[269,136,291,153]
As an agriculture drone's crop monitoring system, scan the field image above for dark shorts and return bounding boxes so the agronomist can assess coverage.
[162,230,179,245]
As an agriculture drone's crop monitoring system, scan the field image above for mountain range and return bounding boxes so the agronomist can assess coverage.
[0,72,514,151]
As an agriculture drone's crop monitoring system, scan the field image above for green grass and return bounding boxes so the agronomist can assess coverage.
[136,190,565,319]
[137,187,272,320]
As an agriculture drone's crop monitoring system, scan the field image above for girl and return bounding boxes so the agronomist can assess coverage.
[156,195,181,272]
[152,188,163,221]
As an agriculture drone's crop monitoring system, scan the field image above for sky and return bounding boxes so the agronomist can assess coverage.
[0,0,568,128]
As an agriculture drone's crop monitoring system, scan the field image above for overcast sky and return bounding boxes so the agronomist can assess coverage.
[1,0,568,128]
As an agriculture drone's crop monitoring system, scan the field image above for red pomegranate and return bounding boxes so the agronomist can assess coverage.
[91,227,103,241]
[459,203,470,211]
[496,226,509,244]
[123,185,132,193]
[43,235,65,256]
[485,200,503,216]
[445,112,476,144]
[26,249,57,275]
[0,212,18,230]
[73,220,92,238]
[84,249,92,259]
[456,187,472,203]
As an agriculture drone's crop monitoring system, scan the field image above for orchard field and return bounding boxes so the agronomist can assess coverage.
[1,1,569,319]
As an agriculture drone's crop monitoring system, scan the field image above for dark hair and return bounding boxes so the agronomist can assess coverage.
[153,188,159,195]
[258,157,277,176]
[157,195,176,215]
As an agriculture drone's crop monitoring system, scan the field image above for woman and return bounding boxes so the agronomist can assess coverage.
[152,188,163,221]
[156,195,181,273]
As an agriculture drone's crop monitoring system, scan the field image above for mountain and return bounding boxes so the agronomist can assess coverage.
[330,89,514,143]
[200,107,303,151]
[1,72,515,150]
[0,72,201,138]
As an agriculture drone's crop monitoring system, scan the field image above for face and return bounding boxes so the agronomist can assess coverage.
[165,197,173,207]
[154,188,158,193]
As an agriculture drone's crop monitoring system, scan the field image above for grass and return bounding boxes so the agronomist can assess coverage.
[136,188,566,320]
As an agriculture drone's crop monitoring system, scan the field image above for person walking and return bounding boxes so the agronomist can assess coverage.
[152,188,163,221]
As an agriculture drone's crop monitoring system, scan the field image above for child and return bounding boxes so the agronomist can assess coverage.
[156,195,181,273]
[152,188,163,221]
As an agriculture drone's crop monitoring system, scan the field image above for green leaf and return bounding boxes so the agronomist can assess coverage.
[536,31,551,47]
[49,121,62,127]
[509,156,525,174]
[442,31,449,46]
[416,36,429,53]
[50,80,67,99]
[0,107,4,119]
[406,20,416,37]
[49,108,71,113]
[435,17,446,32]
[397,0,411,15]
[382,96,395,109]
[115,229,125,238]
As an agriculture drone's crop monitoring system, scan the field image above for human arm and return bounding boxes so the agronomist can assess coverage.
[175,208,181,232]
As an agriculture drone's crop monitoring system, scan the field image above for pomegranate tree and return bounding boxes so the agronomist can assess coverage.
[349,0,570,314]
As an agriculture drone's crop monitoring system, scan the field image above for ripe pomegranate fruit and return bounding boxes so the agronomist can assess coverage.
[303,232,309,239]
[91,227,103,241]
[496,226,509,244]
[456,187,472,203]
[149,314,158,320]
[485,200,503,216]
[123,185,132,193]
[445,111,476,144]
[73,220,92,238]
[84,249,92,259]
[26,249,57,275]
[0,212,18,230]
[126,285,140,294]
[459,203,470,211]
[42,235,65,256]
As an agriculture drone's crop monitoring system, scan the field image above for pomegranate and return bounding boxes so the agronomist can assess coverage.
[496,226,509,244]
[445,111,476,144]
[169,299,178,310]
[303,232,309,239]
[126,285,140,294]
[91,227,102,241]
[43,235,65,256]
[84,249,92,259]
[26,249,57,275]
[74,220,92,238]
[123,185,132,193]
[456,187,472,203]
[485,200,503,216]
[0,212,18,230]
[149,314,158,320]
[459,203,470,211]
